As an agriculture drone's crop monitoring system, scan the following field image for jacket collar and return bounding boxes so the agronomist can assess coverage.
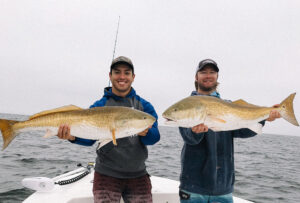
[104,87,136,100]
[191,90,220,98]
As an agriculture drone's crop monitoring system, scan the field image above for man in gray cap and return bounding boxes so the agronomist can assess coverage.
[194,59,219,93]
[178,59,280,203]
[57,56,160,203]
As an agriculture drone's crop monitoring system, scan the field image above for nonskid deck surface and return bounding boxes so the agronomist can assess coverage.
[23,166,253,203]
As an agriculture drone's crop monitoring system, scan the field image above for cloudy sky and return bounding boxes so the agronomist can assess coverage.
[0,0,299,136]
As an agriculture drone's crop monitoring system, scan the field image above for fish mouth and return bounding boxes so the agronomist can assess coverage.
[163,116,179,127]
[162,116,176,122]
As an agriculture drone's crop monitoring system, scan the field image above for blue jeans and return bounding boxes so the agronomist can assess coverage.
[179,190,233,203]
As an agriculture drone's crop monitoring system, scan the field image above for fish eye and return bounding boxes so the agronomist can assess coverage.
[174,108,177,112]
[143,116,147,119]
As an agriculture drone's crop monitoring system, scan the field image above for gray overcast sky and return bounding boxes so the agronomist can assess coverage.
[0,0,299,136]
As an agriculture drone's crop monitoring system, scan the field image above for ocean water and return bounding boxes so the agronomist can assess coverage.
[0,113,300,203]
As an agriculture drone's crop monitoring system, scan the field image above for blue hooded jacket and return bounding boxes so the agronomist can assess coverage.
[71,87,160,178]
[179,91,263,195]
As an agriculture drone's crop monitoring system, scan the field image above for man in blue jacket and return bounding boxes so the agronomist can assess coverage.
[57,56,160,203]
[179,59,280,203]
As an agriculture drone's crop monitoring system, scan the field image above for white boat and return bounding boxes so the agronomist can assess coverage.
[22,163,253,203]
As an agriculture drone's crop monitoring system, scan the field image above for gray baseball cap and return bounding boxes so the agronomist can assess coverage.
[196,59,219,73]
[110,56,134,73]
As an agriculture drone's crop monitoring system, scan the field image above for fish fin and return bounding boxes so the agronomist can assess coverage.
[209,117,226,123]
[111,129,117,146]
[278,93,299,126]
[0,119,19,150]
[29,105,83,120]
[232,99,262,108]
[247,123,263,134]
[43,129,55,138]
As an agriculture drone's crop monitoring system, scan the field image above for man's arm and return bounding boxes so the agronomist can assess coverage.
[138,99,160,145]
[179,124,208,145]
[232,127,259,138]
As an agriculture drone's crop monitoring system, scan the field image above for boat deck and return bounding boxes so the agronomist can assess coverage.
[23,166,253,203]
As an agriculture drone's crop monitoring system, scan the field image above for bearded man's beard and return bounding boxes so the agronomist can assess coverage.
[197,82,218,92]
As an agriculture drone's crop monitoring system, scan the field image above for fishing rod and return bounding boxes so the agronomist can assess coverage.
[108,16,121,87]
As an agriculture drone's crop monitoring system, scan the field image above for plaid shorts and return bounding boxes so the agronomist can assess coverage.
[93,172,152,203]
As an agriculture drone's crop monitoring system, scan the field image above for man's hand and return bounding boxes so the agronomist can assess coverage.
[57,124,75,141]
[266,104,281,122]
[192,123,208,133]
[138,126,152,136]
